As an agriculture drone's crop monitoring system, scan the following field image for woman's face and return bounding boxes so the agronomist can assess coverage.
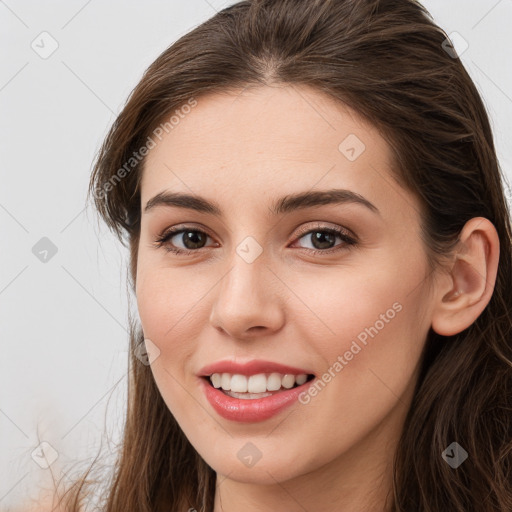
[136,85,436,486]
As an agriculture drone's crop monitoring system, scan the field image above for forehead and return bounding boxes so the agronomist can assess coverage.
[145,85,384,162]
[140,85,412,222]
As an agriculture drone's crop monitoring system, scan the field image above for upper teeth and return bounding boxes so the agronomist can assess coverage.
[209,372,308,393]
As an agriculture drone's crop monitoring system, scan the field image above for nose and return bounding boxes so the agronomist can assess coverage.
[209,252,286,340]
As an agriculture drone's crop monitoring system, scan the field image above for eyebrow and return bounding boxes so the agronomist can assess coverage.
[144,188,380,216]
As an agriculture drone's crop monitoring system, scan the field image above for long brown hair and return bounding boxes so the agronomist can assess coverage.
[61,0,512,510]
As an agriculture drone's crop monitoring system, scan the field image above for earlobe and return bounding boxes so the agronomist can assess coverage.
[431,217,500,337]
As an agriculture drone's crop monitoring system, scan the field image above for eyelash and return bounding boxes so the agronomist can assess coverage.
[153,223,357,256]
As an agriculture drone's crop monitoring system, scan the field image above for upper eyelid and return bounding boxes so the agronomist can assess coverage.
[294,222,354,238]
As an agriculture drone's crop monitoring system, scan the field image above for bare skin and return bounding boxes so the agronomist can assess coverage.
[135,85,499,511]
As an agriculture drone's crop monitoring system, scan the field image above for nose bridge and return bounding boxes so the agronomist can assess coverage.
[218,238,269,308]
[209,234,285,336]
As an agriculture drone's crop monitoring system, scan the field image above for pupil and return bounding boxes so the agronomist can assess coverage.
[312,231,335,249]
[183,231,206,249]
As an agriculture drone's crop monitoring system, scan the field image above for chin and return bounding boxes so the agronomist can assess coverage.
[197,439,313,484]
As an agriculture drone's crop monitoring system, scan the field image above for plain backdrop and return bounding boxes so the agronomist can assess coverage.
[1,0,511,508]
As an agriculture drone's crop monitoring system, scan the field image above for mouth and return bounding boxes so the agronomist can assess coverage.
[202,372,316,400]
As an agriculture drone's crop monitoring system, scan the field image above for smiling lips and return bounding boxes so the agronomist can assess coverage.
[198,359,316,422]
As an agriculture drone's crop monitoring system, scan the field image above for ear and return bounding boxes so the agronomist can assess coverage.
[431,217,500,336]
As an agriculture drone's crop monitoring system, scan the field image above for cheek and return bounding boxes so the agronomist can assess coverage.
[288,251,430,398]
[135,264,208,398]
[287,258,409,349]
[136,266,205,418]
[136,264,201,340]
[281,277,427,460]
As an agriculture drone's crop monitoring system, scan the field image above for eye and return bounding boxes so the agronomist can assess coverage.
[154,223,357,255]
[154,225,217,254]
[291,224,357,254]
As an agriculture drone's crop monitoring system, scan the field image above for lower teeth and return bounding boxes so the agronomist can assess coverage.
[221,385,301,399]
[223,390,274,399]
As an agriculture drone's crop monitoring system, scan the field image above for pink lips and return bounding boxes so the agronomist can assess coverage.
[197,359,315,423]
[197,359,313,377]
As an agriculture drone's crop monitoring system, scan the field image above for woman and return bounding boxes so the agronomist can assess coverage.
[61,0,512,510]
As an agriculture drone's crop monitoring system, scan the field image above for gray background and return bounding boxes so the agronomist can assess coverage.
[1,0,511,508]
